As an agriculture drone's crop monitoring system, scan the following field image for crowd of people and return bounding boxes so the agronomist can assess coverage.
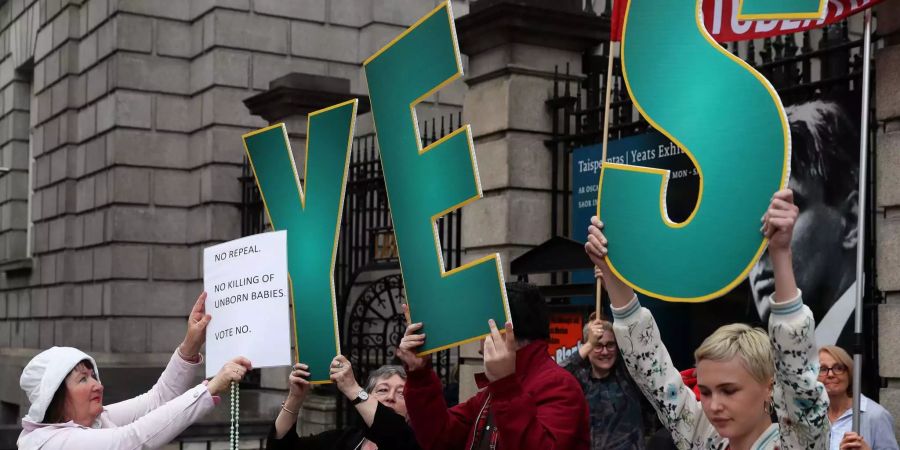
[16,189,899,450]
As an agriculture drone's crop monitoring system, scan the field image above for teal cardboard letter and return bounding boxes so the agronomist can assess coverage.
[597,0,790,302]
[242,100,357,382]
[364,2,509,354]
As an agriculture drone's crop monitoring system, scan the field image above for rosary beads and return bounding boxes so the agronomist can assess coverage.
[229,381,240,450]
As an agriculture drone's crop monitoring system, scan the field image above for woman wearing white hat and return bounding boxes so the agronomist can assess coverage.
[17,292,251,450]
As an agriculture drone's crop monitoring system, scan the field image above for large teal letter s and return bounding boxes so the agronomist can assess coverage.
[597,0,790,302]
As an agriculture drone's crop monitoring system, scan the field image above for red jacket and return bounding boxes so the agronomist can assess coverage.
[680,368,701,400]
[404,340,590,450]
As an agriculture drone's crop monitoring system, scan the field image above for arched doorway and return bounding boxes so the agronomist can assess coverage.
[341,273,459,425]
[345,273,407,379]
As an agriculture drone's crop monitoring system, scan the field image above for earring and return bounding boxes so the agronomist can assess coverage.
[764,397,775,415]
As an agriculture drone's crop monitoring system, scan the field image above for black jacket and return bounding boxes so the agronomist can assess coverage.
[266,402,422,450]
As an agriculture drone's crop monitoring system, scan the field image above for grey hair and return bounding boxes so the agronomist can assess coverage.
[364,365,407,393]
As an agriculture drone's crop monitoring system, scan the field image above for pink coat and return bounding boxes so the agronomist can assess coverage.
[17,350,216,450]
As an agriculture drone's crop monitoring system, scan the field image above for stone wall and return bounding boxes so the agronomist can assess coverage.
[875,2,900,437]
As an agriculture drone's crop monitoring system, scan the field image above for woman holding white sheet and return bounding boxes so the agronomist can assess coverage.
[17,292,251,450]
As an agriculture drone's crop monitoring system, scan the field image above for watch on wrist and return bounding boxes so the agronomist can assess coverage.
[350,389,369,405]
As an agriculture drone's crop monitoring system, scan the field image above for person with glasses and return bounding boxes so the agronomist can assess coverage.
[267,357,421,450]
[562,289,659,450]
[818,345,898,450]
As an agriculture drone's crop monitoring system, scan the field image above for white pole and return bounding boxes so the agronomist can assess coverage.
[852,7,873,434]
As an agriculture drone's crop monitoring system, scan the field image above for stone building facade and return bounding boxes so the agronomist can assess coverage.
[0,0,896,445]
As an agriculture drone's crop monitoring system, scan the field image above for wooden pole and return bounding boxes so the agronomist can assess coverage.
[596,40,618,321]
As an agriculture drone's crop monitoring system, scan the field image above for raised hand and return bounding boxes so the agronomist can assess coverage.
[761,189,800,302]
[274,361,312,439]
[761,189,798,253]
[287,362,312,404]
[578,320,606,359]
[483,320,516,382]
[329,355,362,399]
[584,216,635,307]
[839,432,871,450]
[585,217,609,271]
[587,321,605,347]
[396,303,428,372]
[207,356,252,396]
[180,292,212,360]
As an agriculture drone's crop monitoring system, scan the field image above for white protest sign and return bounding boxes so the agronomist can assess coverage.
[203,230,291,378]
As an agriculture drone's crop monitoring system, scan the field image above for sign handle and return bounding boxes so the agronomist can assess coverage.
[596,41,618,321]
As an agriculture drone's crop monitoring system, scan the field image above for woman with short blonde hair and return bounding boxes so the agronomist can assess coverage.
[693,324,774,386]
[818,346,853,396]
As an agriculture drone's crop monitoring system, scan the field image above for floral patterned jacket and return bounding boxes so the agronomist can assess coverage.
[610,292,830,450]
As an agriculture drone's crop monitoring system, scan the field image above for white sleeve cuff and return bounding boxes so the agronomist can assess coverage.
[768,289,803,315]
[611,294,641,321]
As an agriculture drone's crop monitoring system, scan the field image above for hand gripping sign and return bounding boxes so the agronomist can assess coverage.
[242,100,357,383]
[597,0,797,302]
[364,2,510,355]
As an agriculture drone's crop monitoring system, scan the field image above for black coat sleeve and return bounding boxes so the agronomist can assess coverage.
[363,402,423,450]
[265,420,345,450]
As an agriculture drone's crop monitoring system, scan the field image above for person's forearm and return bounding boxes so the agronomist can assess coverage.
[274,396,303,439]
[611,307,702,450]
[54,385,215,449]
[354,398,378,427]
[178,342,201,361]
[340,383,378,427]
[104,350,200,425]
[768,296,828,450]
[770,249,798,303]
[406,367,472,450]
[578,342,593,360]
[603,267,636,308]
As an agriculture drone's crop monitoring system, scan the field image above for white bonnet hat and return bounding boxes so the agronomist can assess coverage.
[19,347,100,423]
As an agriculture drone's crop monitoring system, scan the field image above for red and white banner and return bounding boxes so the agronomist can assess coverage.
[610,0,885,42]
